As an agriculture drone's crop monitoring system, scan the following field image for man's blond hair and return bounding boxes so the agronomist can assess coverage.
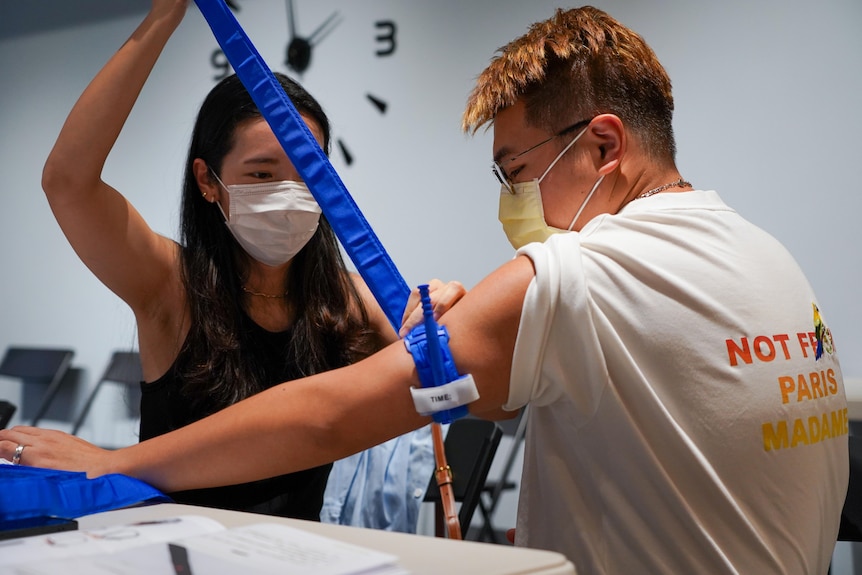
[463,6,676,162]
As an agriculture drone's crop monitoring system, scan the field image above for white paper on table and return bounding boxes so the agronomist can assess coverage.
[0,515,223,567]
[175,522,405,575]
[0,518,409,575]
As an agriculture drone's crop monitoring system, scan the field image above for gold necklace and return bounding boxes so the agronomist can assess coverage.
[635,178,692,200]
[241,285,288,299]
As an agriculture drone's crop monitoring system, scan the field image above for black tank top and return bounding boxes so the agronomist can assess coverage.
[139,314,331,520]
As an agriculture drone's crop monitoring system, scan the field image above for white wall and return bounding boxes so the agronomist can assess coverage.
[1,0,861,554]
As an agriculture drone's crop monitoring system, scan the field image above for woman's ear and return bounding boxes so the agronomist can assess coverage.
[589,114,625,176]
[193,158,221,202]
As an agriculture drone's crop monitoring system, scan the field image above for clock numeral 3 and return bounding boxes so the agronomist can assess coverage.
[207,6,397,168]
[374,21,397,57]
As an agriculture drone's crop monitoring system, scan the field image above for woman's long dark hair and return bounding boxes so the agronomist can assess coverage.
[176,73,381,414]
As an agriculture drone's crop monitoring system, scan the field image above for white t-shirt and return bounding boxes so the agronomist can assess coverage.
[508,190,848,574]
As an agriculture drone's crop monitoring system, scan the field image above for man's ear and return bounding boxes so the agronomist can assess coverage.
[192,158,221,202]
[589,114,625,176]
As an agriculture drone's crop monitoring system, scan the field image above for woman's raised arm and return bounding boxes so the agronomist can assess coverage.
[41,1,189,313]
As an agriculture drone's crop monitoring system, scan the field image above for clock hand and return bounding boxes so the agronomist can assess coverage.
[307,11,342,47]
[285,0,296,41]
[285,9,341,75]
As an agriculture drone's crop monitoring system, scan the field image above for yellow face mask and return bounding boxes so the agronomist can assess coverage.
[497,124,607,249]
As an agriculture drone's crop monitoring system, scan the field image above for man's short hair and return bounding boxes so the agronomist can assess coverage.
[463,6,677,163]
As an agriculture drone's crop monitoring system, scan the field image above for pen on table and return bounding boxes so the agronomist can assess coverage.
[168,542,193,575]
[130,518,182,526]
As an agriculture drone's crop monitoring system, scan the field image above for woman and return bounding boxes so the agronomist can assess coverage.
[38,0,459,520]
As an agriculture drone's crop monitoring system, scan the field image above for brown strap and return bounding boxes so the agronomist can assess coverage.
[432,422,462,539]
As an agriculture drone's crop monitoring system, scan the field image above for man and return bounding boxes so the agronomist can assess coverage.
[1,6,847,573]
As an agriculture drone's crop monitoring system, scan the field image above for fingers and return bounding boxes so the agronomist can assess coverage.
[399,279,443,334]
[430,280,466,317]
[0,425,38,445]
[0,439,19,463]
[0,426,104,472]
[398,280,467,337]
[0,426,36,465]
[400,288,424,332]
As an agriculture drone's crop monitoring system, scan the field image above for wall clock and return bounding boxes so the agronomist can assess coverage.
[209,0,398,167]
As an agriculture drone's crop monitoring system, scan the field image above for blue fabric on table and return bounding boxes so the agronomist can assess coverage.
[0,464,169,521]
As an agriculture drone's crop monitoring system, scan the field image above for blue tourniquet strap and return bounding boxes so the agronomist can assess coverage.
[0,465,170,521]
[193,0,474,421]
[193,0,471,533]
[194,0,409,330]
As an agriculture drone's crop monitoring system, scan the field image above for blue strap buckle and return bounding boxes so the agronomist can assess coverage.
[403,285,478,423]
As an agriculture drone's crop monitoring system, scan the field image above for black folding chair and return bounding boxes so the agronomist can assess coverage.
[0,400,16,429]
[71,350,143,436]
[0,347,74,426]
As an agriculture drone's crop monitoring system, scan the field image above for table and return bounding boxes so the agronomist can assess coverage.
[77,503,576,575]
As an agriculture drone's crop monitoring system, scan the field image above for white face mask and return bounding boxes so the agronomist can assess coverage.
[211,173,322,267]
[498,125,604,249]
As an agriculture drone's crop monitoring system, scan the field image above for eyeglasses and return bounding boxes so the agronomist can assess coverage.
[492,118,591,194]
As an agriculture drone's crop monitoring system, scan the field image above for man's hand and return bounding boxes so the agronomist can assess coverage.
[399,279,466,337]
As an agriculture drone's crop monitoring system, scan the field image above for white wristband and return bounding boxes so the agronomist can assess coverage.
[410,374,480,416]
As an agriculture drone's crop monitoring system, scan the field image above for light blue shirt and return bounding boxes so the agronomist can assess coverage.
[320,425,434,532]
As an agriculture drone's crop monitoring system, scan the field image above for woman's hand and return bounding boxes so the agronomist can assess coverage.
[399,279,467,337]
[0,426,114,478]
